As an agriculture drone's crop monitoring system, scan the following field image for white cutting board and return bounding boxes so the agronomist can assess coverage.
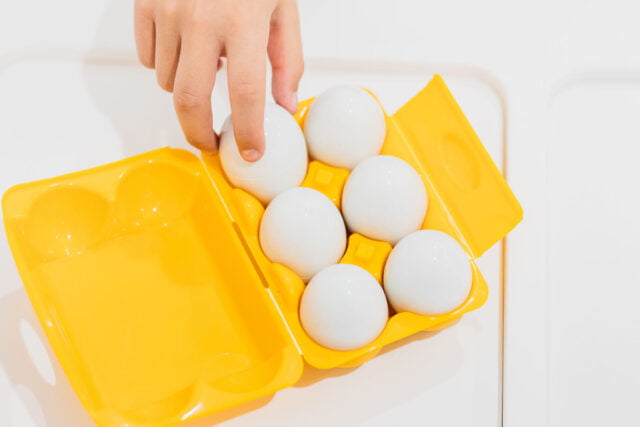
[0,57,504,427]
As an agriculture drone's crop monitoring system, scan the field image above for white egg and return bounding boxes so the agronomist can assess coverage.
[259,187,347,281]
[219,103,308,204]
[341,155,428,244]
[383,230,472,315]
[300,264,388,351]
[304,86,386,170]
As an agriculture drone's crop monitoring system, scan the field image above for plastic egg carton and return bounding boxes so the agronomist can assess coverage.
[2,74,521,426]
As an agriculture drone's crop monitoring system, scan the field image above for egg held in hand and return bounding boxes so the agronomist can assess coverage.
[219,103,308,204]
[259,187,347,281]
[304,85,386,170]
[383,230,472,315]
[300,264,388,351]
[341,155,428,244]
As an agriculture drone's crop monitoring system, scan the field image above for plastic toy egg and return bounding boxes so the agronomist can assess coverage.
[383,230,472,315]
[341,155,428,244]
[304,86,386,170]
[259,187,347,281]
[219,103,308,204]
[300,263,388,351]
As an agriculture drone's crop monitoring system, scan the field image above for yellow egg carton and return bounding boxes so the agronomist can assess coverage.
[2,75,522,426]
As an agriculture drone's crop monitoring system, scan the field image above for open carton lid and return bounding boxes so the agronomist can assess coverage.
[2,75,522,426]
[2,148,304,427]
[391,75,522,259]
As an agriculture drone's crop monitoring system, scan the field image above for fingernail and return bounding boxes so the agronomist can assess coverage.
[241,149,262,162]
[291,92,299,112]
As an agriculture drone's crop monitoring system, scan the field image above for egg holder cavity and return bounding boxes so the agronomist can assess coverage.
[2,75,522,427]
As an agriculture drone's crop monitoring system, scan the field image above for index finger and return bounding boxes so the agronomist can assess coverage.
[173,32,220,153]
[226,27,269,162]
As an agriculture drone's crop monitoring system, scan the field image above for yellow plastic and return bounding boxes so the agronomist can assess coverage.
[2,75,522,426]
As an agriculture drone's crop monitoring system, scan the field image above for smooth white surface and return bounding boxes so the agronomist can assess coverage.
[300,264,388,351]
[342,155,427,244]
[0,2,511,424]
[384,230,472,316]
[304,85,386,170]
[259,187,346,281]
[219,103,308,204]
[547,81,640,427]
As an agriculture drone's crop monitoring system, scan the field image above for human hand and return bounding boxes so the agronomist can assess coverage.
[134,0,303,161]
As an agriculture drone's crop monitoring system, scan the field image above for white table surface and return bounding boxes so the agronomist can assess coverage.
[1,1,639,426]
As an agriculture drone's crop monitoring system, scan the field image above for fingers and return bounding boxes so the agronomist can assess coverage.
[226,23,269,162]
[135,0,283,162]
[154,2,182,92]
[268,0,304,114]
[173,31,220,153]
[134,0,155,68]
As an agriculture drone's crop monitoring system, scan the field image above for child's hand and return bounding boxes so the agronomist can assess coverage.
[134,0,303,161]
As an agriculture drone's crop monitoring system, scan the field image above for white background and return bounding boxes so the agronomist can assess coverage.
[1,1,639,426]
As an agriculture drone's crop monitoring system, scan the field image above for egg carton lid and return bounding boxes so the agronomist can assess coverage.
[392,75,522,259]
